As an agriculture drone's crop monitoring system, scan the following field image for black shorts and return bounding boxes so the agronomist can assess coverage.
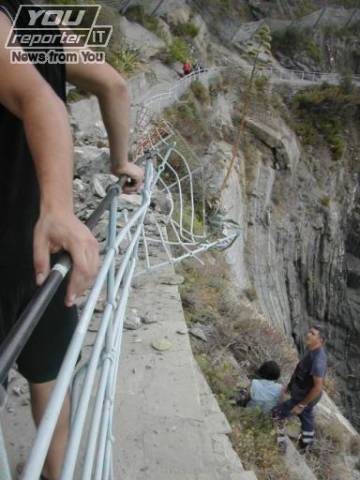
[0,266,78,383]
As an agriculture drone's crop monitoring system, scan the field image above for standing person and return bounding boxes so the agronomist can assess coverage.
[0,1,144,479]
[272,325,327,452]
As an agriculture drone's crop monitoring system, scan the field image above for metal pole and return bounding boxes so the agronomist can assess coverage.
[0,422,12,480]
[313,8,327,29]
[344,9,358,29]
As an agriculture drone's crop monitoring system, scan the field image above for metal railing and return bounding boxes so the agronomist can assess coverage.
[0,143,239,479]
[252,65,360,85]
[0,155,153,480]
[133,68,215,136]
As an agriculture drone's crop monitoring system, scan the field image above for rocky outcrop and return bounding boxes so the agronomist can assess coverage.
[119,17,166,61]
[203,77,360,428]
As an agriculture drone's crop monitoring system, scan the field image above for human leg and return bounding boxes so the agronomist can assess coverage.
[298,404,315,451]
[30,381,70,480]
[272,399,298,452]
[14,268,78,479]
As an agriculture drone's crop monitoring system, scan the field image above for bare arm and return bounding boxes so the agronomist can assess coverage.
[0,14,73,212]
[0,13,99,305]
[66,58,144,192]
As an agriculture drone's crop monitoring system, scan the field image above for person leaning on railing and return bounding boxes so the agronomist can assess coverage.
[0,1,144,479]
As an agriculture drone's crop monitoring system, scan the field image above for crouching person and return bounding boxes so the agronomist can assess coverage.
[272,325,327,453]
[235,361,284,412]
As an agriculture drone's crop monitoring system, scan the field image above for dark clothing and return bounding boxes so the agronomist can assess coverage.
[288,347,327,403]
[0,0,66,267]
[272,398,316,435]
[0,266,78,383]
[272,347,327,447]
[0,1,76,382]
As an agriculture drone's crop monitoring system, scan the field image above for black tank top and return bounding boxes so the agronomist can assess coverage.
[0,0,66,266]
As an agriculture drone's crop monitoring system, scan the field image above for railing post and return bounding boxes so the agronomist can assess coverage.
[0,422,12,480]
[103,193,118,480]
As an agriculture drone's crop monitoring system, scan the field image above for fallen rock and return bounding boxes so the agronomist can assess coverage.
[92,176,106,198]
[141,314,158,325]
[120,193,142,207]
[189,326,207,342]
[124,309,142,330]
[176,328,188,335]
[151,338,173,352]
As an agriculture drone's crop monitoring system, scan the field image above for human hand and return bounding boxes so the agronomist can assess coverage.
[111,161,144,194]
[33,210,100,307]
[291,404,305,416]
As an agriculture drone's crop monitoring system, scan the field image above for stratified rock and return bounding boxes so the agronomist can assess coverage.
[119,17,166,61]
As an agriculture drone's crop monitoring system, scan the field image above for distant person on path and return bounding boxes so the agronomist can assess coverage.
[272,325,327,453]
[235,361,284,412]
[183,61,193,76]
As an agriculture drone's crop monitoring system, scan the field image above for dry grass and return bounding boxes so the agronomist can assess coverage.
[177,253,300,478]
[177,252,360,479]
[305,419,352,479]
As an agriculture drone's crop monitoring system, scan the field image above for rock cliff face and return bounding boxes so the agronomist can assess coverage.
[100,0,360,429]
[157,0,360,428]
[210,72,360,431]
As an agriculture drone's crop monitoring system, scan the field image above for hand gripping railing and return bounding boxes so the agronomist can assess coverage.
[23,159,153,480]
[0,183,122,388]
[0,155,154,480]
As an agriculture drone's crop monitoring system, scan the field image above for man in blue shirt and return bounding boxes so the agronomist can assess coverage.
[272,325,327,452]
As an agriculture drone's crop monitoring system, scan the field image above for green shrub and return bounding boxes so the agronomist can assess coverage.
[125,6,160,35]
[167,37,191,63]
[254,75,269,92]
[106,46,140,75]
[272,27,322,64]
[292,84,360,159]
[320,195,331,207]
[190,80,209,103]
[207,0,232,12]
[306,40,322,64]
[295,0,316,17]
[173,22,199,38]
[272,27,309,57]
